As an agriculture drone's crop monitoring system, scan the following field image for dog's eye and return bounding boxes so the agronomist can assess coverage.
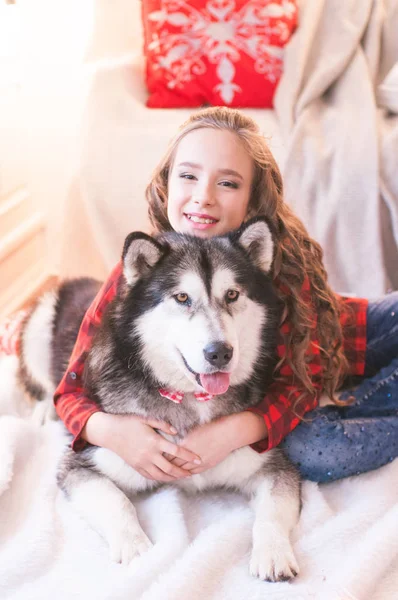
[175,293,190,305]
[226,289,240,303]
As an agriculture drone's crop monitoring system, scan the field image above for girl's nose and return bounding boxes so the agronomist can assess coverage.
[193,184,215,206]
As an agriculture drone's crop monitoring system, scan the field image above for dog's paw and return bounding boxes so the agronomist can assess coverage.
[249,537,299,582]
[109,528,153,566]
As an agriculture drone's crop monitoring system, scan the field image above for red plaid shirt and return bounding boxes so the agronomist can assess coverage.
[54,263,368,452]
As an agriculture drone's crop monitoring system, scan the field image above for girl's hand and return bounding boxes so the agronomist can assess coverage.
[83,412,202,482]
[177,417,236,473]
[165,411,268,474]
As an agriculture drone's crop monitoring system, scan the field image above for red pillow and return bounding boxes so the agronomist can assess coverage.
[141,0,298,109]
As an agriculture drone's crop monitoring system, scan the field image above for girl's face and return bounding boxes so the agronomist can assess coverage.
[167,128,253,238]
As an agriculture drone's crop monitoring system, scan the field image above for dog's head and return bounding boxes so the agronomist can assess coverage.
[120,218,278,395]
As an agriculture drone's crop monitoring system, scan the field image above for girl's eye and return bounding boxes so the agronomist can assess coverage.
[226,289,240,303]
[175,293,190,305]
[179,173,196,180]
[219,180,239,189]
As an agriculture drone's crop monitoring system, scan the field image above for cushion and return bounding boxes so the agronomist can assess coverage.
[141,0,298,108]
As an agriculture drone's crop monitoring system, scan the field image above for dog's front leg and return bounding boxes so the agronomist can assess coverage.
[61,468,153,565]
[249,471,300,582]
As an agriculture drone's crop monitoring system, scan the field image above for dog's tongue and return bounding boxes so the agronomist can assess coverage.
[199,372,230,395]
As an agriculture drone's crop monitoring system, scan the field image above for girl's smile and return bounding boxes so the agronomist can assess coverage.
[183,212,219,229]
[167,128,253,238]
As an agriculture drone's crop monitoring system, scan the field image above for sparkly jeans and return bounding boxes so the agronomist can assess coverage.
[279,291,398,483]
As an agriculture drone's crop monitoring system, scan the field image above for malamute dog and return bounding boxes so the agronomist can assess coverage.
[19,218,301,582]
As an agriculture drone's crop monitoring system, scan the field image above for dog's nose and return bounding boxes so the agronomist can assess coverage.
[203,342,233,369]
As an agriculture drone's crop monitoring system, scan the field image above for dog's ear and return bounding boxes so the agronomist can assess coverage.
[122,232,165,286]
[234,217,274,273]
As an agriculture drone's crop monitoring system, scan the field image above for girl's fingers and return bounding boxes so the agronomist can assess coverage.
[169,457,189,468]
[180,461,196,470]
[137,468,157,481]
[156,456,192,480]
[147,464,178,483]
[162,452,175,462]
[145,418,178,436]
[163,454,196,471]
[186,466,204,475]
[161,440,202,465]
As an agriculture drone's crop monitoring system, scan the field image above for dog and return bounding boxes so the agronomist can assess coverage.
[18,218,301,582]
[17,277,102,424]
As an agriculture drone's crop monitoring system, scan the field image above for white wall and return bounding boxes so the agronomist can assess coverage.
[16,0,143,274]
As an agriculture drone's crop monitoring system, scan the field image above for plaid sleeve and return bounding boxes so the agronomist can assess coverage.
[248,346,322,452]
[338,296,368,376]
[54,262,123,450]
[248,389,320,452]
[248,286,369,453]
[248,275,321,452]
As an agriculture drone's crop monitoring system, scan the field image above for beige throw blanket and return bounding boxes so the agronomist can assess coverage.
[275,0,398,298]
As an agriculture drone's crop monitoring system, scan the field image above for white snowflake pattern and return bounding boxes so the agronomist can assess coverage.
[147,0,297,104]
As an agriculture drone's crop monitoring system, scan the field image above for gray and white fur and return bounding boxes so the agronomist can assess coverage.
[18,278,101,424]
[20,218,301,582]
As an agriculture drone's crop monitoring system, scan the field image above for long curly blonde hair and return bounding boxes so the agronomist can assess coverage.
[146,107,350,408]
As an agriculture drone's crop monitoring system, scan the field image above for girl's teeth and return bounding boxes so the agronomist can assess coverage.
[187,215,216,224]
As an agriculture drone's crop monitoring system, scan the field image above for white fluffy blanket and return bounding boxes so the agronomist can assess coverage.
[1,356,398,600]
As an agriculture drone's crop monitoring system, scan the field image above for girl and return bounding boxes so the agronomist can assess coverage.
[53,106,398,484]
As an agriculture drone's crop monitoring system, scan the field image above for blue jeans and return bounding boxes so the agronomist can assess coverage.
[279,292,398,482]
